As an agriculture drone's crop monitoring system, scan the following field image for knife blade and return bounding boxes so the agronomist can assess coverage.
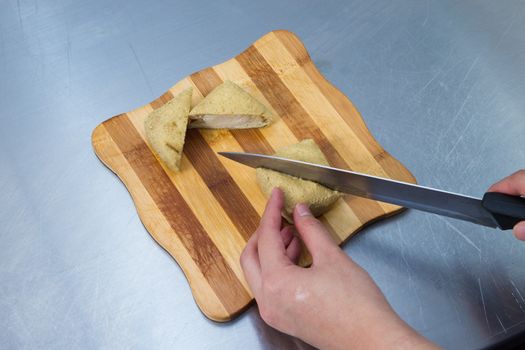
[219,151,525,230]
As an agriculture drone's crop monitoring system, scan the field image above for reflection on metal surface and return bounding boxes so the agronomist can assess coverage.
[1,0,525,349]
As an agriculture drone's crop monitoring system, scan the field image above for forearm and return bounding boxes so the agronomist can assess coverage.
[309,310,439,350]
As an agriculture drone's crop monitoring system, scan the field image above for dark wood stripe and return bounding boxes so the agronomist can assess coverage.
[183,128,260,241]
[103,115,250,313]
[190,68,274,154]
[150,90,175,109]
[190,68,222,96]
[274,31,416,183]
[236,45,386,220]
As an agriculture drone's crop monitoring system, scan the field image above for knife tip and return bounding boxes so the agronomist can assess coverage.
[217,151,238,160]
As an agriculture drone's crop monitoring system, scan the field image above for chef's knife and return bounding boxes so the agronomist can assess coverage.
[219,152,525,230]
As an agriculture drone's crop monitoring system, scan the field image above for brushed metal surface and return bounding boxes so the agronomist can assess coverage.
[2,1,525,349]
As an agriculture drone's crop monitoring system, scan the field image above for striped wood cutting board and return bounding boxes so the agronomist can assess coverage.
[91,30,416,322]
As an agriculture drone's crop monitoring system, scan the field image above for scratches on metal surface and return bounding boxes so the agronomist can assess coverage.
[0,288,36,348]
[438,82,473,141]
[396,222,428,329]
[426,215,453,270]
[457,134,488,178]
[510,280,525,313]
[488,320,525,341]
[421,0,430,27]
[494,13,518,50]
[428,55,482,166]
[16,0,23,30]
[128,43,154,97]
[66,30,72,94]
[443,111,477,162]
[459,56,480,88]
[496,314,507,334]
[437,216,481,254]
[479,278,491,333]
[511,280,525,304]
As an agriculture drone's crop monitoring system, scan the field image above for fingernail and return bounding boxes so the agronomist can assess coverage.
[296,203,312,217]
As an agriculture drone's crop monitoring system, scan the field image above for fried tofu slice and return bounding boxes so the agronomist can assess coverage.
[144,88,192,171]
[256,139,342,223]
[188,81,272,129]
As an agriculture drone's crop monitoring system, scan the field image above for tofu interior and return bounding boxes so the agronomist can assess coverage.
[189,114,268,129]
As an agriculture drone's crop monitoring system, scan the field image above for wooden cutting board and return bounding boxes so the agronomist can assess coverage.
[92,30,416,322]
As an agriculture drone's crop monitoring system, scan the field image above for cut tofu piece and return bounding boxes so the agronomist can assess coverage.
[144,88,192,171]
[256,139,342,223]
[188,81,272,129]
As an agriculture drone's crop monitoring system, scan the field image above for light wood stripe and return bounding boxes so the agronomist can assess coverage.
[103,115,251,313]
[92,125,230,318]
[321,199,362,243]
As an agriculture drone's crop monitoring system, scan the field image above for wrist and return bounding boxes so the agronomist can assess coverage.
[315,311,438,350]
[358,313,439,350]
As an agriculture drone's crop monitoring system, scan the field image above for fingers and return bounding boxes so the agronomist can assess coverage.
[240,232,262,296]
[280,225,294,247]
[260,188,285,232]
[286,236,302,263]
[258,188,292,274]
[488,170,525,196]
[281,226,302,263]
[514,221,525,241]
[293,203,338,264]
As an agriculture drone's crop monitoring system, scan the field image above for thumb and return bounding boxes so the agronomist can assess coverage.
[488,170,525,196]
[293,203,338,263]
[514,221,525,241]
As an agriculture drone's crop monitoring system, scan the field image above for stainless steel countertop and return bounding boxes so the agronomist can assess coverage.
[2,1,525,349]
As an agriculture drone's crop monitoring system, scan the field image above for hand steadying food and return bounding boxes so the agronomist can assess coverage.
[242,170,525,349]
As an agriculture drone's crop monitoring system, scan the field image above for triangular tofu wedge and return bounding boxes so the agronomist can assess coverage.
[188,81,272,129]
[144,88,192,171]
[256,139,342,223]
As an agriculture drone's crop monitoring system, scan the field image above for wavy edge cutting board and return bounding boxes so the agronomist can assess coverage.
[91,30,416,322]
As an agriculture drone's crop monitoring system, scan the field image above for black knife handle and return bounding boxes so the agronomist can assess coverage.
[482,192,525,230]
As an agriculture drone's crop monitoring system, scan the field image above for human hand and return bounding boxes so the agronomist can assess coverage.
[241,188,438,350]
[488,170,525,240]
